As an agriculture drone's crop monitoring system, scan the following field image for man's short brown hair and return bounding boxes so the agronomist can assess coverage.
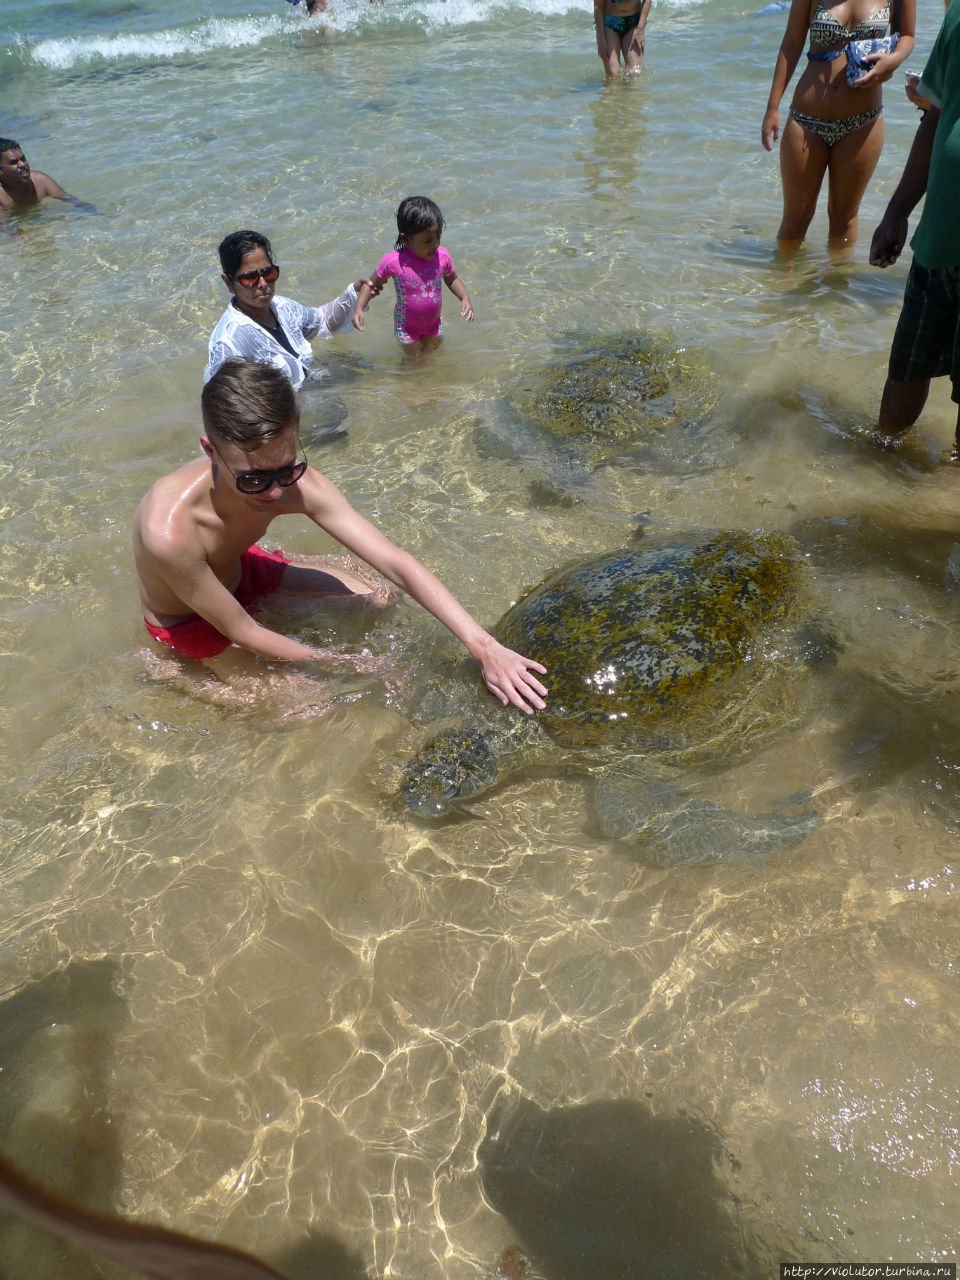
[201,359,299,447]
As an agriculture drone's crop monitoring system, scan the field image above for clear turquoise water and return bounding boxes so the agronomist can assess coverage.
[2,0,959,1275]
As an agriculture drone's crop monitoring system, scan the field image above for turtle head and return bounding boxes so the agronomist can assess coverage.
[400,725,501,818]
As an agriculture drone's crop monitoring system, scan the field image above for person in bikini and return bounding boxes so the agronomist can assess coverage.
[594,0,652,77]
[134,358,548,713]
[761,0,915,248]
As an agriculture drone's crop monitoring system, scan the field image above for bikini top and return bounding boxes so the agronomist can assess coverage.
[807,2,890,58]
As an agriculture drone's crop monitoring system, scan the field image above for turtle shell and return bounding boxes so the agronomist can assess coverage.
[494,531,805,751]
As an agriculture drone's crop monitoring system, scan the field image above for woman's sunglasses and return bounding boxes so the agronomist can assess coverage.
[234,264,280,288]
[214,442,308,494]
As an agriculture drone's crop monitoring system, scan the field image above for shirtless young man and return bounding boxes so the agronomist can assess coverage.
[134,358,548,713]
[0,139,96,215]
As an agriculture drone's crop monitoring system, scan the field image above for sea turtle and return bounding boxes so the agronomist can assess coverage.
[473,332,726,503]
[399,530,832,864]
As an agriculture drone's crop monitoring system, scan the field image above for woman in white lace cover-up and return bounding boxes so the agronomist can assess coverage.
[204,228,377,389]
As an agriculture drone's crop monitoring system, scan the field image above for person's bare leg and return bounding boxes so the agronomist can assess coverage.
[877,376,931,437]
[825,114,883,247]
[598,25,623,76]
[275,554,398,611]
[139,646,338,722]
[622,23,644,74]
[776,116,829,250]
[137,558,398,720]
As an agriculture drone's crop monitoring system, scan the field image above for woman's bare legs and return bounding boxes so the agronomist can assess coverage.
[777,115,830,247]
[598,22,645,75]
[598,24,625,76]
[778,112,884,248]
[621,23,645,73]
[825,113,884,245]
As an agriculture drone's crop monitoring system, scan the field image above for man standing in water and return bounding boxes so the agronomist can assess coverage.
[870,1,960,445]
[0,139,97,215]
[134,358,548,711]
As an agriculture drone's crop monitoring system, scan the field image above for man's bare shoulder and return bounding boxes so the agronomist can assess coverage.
[293,463,350,517]
[31,170,67,198]
[134,457,211,560]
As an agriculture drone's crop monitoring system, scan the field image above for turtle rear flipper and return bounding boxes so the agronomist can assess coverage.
[594,776,821,864]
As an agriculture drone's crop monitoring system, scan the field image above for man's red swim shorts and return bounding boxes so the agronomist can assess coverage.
[143,544,291,661]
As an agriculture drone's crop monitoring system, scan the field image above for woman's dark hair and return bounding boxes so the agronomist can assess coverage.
[218,230,274,279]
[201,359,298,447]
[394,196,444,251]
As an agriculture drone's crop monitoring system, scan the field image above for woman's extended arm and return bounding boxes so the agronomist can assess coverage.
[635,0,653,43]
[594,0,607,57]
[351,276,382,330]
[762,0,813,150]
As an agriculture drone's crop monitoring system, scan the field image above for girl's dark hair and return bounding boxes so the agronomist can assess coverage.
[218,229,274,279]
[395,196,444,251]
[202,359,299,447]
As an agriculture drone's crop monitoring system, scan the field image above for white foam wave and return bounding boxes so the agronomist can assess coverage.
[29,15,289,70]
[25,0,710,67]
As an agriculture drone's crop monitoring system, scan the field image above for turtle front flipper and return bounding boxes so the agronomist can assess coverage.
[593,775,821,865]
[400,716,553,819]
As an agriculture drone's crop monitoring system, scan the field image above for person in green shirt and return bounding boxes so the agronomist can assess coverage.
[871,0,960,445]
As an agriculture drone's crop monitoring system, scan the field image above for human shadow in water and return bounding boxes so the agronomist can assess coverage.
[478,1097,807,1280]
[0,961,127,1279]
[0,1150,370,1280]
[0,963,369,1280]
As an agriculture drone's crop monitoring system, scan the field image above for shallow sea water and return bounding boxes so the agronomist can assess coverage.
[2,0,960,1274]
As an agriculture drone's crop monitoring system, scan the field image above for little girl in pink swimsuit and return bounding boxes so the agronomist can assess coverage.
[352,196,474,353]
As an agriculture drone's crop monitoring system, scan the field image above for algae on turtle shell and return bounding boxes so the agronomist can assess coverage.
[399,530,829,863]
[474,332,726,502]
[507,332,717,447]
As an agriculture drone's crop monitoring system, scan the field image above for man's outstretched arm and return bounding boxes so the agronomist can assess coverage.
[869,106,939,267]
[301,473,548,713]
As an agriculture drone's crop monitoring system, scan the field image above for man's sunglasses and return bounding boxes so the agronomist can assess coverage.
[234,264,280,288]
[214,441,308,495]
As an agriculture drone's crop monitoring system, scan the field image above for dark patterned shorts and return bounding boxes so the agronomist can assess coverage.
[888,261,960,403]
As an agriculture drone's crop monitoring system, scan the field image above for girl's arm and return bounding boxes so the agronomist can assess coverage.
[594,0,607,56]
[444,271,474,322]
[635,0,652,42]
[761,0,813,150]
[848,0,916,89]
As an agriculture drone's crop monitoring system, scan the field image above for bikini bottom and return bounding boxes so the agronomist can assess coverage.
[604,11,642,35]
[788,105,882,148]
